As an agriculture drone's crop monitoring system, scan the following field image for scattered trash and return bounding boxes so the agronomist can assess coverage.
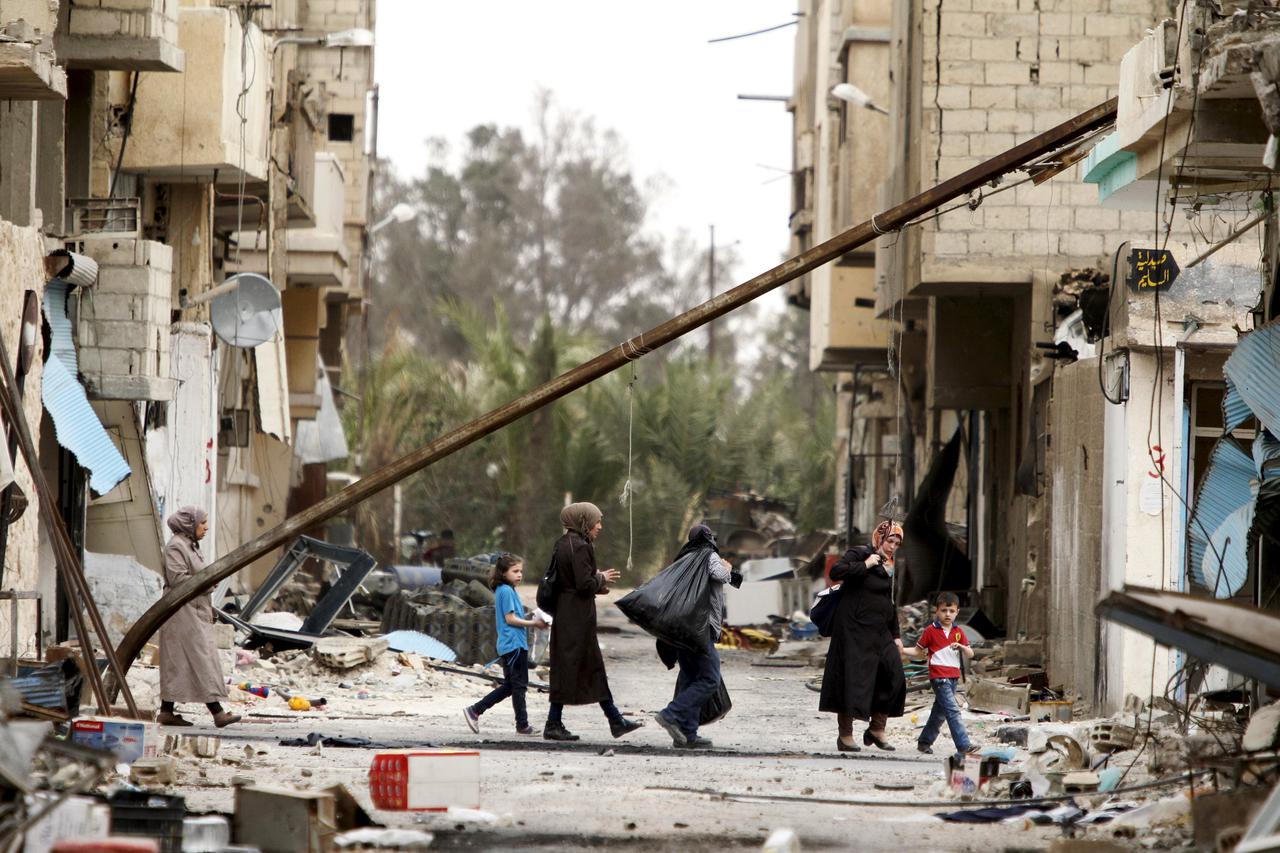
[936,802,1084,825]
[335,828,435,849]
[279,732,406,749]
[288,696,312,712]
[1108,794,1191,831]
[761,827,800,852]
[236,682,269,698]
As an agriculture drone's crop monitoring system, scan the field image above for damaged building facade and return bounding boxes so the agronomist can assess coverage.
[790,0,1278,713]
[0,0,374,658]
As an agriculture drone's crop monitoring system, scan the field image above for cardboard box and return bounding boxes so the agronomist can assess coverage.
[69,718,157,764]
[233,787,335,853]
[368,750,480,811]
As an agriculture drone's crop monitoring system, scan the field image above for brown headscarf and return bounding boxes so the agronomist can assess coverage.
[560,502,602,537]
[167,506,208,539]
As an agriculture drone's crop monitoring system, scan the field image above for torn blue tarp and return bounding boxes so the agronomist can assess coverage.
[1224,320,1280,436]
[1187,438,1254,598]
[42,281,131,495]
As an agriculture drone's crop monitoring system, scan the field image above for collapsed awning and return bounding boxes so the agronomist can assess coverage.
[1187,318,1280,597]
[41,281,130,495]
[1095,586,1280,688]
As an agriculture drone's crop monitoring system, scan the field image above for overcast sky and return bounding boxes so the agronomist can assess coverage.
[374,1,797,307]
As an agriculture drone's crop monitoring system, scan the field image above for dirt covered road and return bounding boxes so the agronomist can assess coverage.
[159,597,1073,851]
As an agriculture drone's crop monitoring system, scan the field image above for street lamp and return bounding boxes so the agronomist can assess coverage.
[273,27,375,48]
[369,202,416,235]
[831,82,889,115]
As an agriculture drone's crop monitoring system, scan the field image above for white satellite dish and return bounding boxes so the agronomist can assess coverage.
[210,273,283,348]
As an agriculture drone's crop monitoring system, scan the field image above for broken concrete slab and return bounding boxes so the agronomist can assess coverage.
[1003,638,1045,666]
[129,755,176,786]
[1244,701,1280,753]
[1090,721,1137,753]
[965,678,1031,715]
[312,637,389,670]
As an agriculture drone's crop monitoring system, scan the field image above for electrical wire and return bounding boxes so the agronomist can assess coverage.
[707,19,798,44]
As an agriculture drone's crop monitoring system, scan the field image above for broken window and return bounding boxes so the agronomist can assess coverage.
[327,113,355,142]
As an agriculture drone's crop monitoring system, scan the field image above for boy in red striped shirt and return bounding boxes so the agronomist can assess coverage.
[904,592,979,756]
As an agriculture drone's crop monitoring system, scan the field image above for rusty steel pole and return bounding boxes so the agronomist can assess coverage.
[110,98,1119,687]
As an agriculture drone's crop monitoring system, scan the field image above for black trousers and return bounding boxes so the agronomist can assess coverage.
[472,648,529,728]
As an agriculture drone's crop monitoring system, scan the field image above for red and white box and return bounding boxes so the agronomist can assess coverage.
[368,749,480,811]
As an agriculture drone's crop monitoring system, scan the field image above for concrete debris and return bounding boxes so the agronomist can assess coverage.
[161,734,220,759]
[334,828,434,849]
[966,678,1031,716]
[1243,700,1280,752]
[312,637,389,670]
[128,756,177,787]
[761,827,801,853]
[1089,722,1137,753]
[1003,638,1045,667]
[233,786,337,853]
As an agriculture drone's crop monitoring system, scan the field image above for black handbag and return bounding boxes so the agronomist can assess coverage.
[535,553,558,615]
[809,583,842,637]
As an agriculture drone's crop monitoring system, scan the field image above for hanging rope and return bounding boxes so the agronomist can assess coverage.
[618,366,638,577]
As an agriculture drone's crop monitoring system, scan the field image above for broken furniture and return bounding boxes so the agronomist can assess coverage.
[217,536,377,651]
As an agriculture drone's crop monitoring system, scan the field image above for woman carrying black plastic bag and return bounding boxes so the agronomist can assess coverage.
[819,519,906,752]
[648,525,733,749]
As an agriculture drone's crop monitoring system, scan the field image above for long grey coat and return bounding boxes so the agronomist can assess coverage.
[158,528,227,704]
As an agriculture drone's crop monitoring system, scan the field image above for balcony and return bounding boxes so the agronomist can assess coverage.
[64,199,175,401]
[55,0,184,72]
[226,153,349,289]
[808,264,892,371]
[1084,9,1275,208]
[0,29,66,100]
[119,6,267,181]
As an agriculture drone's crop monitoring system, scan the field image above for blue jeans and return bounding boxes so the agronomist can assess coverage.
[918,677,971,752]
[471,648,529,728]
[662,638,721,739]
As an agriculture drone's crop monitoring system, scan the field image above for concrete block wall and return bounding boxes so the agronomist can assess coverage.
[74,237,175,400]
[918,0,1179,274]
[66,0,178,45]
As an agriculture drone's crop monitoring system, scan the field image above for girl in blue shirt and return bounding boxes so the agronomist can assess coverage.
[463,554,548,735]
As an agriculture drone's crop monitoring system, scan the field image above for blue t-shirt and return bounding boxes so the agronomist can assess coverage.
[494,584,529,655]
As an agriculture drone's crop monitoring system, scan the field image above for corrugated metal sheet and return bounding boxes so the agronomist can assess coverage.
[1222,375,1253,433]
[1224,320,1280,436]
[42,281,131,495]
[1187,438,1254,599]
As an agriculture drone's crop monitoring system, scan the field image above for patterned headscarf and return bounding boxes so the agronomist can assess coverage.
[167,505,208,539]
[560,502,602,537]
[871,519,903,570]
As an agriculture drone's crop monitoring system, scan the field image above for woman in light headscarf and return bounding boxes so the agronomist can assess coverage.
[157,506,240,728]
[818,519,906,751]
[542,502,643,741]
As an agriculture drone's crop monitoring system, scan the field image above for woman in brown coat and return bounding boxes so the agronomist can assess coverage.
[544,502,643,741]
[157,506,240,728]
[818,519,906,751]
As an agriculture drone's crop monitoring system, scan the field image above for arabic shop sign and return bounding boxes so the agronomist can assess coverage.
[1127,247,1180,292]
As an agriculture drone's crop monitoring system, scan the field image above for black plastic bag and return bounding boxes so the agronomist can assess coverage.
[616,550,712,650]
[698,678,732,726]
[809,583,842,637]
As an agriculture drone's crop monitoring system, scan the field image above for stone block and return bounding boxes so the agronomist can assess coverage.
[971,0,1021,10]
[931,231,969,255]
[944,12,988,38]
[939,35,970,60]
[85,374,176,401]
[1060,231,1104,257]
[971,85,1016,109]
[970,131,1016,156]
[941,60,985,85]
[129,755,176,786]
[1084,15,1136,37]
[936,84,971,109]
[985,61,1031,86]
[987,109,1033,133]
[1016,85,1061,110]
[1037,61,1085,86]
[939,133,970,157]
[989,12,1040,37]
[966,678,1030,715]
[1040,13,1084,36]
[968,231,1015,254]
[984,207,1030,230]
[983,38,1018,61]
[945,108,987,132]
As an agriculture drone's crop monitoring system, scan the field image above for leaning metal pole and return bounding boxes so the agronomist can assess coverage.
[111,98,1119,687]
